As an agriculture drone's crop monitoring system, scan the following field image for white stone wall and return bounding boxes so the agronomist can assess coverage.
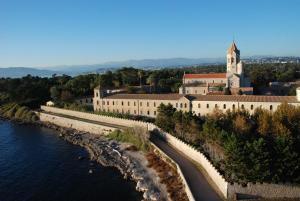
[228,183,300,200]
[155,129,229,198]
[41,106,149,129]
[39,112,116,135]
[151,142,195,201]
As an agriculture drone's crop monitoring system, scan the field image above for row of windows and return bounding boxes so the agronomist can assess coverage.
[79,98,93,104]
[101,108,157,116]
[100,100,190,108]
[97,100,275,112]
[196,103,274,111]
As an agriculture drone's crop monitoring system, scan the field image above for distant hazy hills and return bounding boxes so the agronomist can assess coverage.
[0,58,226,78]
[1,56,298,78]
[0,67,63,78]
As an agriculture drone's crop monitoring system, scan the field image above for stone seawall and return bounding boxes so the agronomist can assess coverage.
[40,106,149,129]
[39,112,116,135]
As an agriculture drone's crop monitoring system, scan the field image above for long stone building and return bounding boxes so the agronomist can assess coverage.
[93,86,300,118]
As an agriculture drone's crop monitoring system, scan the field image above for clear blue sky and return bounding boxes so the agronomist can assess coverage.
[1,0,299,67]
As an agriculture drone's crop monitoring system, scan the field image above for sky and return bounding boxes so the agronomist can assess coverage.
[0,0,300,68]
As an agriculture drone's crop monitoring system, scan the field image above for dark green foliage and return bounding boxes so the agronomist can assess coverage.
[0,103,39,122]
[156,102,300,184]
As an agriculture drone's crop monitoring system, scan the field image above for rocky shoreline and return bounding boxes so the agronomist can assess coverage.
[40,122,169,201]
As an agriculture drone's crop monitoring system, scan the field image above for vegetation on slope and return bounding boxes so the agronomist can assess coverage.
[0,103,39,122]
[155,102,300,184]
[108,127,150,152]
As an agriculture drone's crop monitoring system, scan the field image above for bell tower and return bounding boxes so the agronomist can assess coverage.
[226,41,240,74]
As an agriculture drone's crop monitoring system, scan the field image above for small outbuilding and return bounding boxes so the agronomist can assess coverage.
[46,101,55,106]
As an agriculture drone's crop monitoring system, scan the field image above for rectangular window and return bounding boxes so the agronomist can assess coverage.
[140,102,142,106]
[206,104,209,108]
[134,102,136,106]
[154,102,156,107]
[154,111,156,115]
[97,101,99,105]
[147,102,149,107]
[128,102,130,106]
[198,103,200,108]
[176,103,178,108]
[147,111,150,115]
[107,101,109,105]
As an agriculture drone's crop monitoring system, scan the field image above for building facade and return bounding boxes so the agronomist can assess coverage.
[179,42,252,95]
[93,87,300,118]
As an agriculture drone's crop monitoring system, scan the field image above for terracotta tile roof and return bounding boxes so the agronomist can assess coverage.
[103,93,191,100]
[193,95,299,103]
[183,73,227,79]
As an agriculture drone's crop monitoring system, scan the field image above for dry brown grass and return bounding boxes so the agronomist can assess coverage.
[146,152,189,201]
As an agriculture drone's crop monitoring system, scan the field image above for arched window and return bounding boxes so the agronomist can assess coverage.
[180,103,183,108]
[198,103,201,108]
[232,104,235,110]
[223,104,226,109]
[121,101,123,106]
[113,101,115,105]
[215,104,218,108]
[270,105,273,111]
[206,104,209,109]
[241,104,244,109]
[251,105,254,110]
[184,103,187,108]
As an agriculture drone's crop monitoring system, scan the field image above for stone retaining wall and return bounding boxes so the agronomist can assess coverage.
[153,128,228,198]
[151,142,195,201]
[39,112,115,135]
[41,106,148,129]
[228,183,300,200]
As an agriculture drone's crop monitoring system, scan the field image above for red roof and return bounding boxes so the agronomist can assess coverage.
[183,73,227,79]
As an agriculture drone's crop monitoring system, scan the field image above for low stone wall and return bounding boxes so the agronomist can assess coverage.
[41,106,149,130]
[151,142,195,201]
[153,128,228,199]
[39,112,116,135]
[228,183,300,200]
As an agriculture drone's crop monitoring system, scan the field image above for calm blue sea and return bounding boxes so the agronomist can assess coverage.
[0,120,142,201]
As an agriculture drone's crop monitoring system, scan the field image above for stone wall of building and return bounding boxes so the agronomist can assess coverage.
[39,112,116,135]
